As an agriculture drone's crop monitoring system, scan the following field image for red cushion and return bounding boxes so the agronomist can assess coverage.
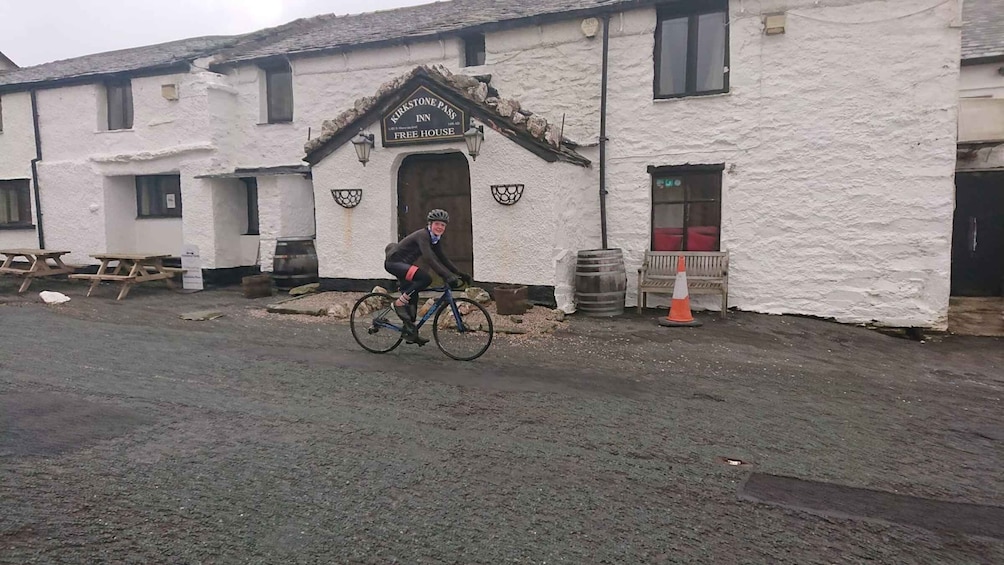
[653,228,683,251]
[686,226,718,251]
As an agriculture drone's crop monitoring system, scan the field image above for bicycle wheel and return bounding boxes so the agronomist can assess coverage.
[350,292,404,354]
[432,297,494,361]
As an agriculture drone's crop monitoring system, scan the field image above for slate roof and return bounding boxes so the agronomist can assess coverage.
[211,0,650,67]
[962,0,1004,62]
[0,51,17,70]
[0,35,241,91]
[0,0,653,91]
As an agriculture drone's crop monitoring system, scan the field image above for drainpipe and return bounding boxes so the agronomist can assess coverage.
[599,13,610,250]
[29,89,45,249]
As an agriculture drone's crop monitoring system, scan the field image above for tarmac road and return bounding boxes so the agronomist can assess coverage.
[1,285,1002,564]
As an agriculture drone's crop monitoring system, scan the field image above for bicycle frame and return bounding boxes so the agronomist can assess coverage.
[372,286,468,335]
[414,286,466,331]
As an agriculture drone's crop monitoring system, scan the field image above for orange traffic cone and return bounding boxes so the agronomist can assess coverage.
[659,255,702,327]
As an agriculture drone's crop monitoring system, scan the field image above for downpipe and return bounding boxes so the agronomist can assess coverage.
[599,13,610,250]
[30,89,45,249]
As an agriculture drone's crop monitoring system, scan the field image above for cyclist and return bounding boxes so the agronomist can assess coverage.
[384,208,472,344]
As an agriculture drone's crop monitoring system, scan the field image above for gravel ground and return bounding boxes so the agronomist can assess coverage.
[0,278,1002,564]
[266,289,568,336]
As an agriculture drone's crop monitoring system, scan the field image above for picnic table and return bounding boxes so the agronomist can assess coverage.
[0,248,74,293]
[69,253,181,300]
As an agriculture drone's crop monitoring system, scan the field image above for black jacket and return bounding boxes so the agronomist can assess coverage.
[385,228,460,279]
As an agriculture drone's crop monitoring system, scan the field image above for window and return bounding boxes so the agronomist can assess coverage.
[0,179,31,227]
[649,165,722,251]
[136,175,182,218]
[241,178,260,235]
[106,80,134,130]
[463,34,486,67]
[265,63,293,123]
[0,95,4,132]
[654,0,728,98]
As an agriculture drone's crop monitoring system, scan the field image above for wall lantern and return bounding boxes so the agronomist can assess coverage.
[351,130,375,166]
[464,123,485,161]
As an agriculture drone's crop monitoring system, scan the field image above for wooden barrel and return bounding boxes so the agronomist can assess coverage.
[575,248,626,317]
[273,237,319,290]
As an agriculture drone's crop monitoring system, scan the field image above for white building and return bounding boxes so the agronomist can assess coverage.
[953,0,1004,334]
[0,0,965,328]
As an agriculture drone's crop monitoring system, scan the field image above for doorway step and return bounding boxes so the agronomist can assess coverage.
[948,297,1004,337]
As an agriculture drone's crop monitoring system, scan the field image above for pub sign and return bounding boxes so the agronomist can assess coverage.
[382,86,468,146]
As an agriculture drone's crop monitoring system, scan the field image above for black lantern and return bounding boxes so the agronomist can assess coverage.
[351,130,375,166]
[464,124,484,161]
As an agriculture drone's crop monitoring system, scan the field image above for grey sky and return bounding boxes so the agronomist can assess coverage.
[1,0,433,67]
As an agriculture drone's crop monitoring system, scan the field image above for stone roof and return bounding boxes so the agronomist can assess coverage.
[303,65,590,167]
[0,35,240,91]
[0,51,17,70]
[0,0,650,91]
[962,0,1004,62]
[211,0,647,67]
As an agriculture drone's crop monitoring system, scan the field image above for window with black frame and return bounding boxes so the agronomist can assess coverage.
[106,79,134,130]
[136,175,182,218]
[654,0,729,98]
[463,34,486,67]
[0,179,31,227]
[649,165,722,251]
[265,63,293,123]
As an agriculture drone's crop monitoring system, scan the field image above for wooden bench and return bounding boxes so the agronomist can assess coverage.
[0,248,74,293]
[637,251,729,318]
[69,253,179,300]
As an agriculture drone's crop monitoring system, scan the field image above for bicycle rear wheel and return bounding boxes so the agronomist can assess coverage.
[350,292,404,354]
[432,297,494,361]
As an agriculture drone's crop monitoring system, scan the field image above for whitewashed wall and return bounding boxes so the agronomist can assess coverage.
[14,71,244,267]
[0,91,39,248]
[599,0,960,327]
[311,124,596,310]
[255,174,314,272]
[101,175,183,255]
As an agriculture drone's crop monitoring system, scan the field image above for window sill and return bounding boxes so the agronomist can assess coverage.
[243,232,260,237]
[0,223,36,231]
[654,91,731,103]
[136,215,182,220]
[96,128,134,134]
[256,121,294,126]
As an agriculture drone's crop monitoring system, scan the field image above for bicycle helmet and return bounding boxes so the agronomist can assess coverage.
[427,209,450,224]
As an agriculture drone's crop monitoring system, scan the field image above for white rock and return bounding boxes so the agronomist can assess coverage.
[39,291,71,304]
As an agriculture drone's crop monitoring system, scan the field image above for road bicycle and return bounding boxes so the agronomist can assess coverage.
[349,285,494,361]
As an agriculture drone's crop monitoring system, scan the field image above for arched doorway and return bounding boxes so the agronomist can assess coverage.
[397,153,474,276]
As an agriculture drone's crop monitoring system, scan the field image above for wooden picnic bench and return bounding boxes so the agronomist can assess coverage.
[637,251,729,318]
[68,253,181,300]
[0,248,74,293]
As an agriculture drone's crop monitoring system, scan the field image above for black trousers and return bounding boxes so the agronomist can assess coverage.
[384,261,432,301]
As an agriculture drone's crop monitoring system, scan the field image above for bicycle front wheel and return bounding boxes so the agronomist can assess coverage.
[432,297,494,361]
[350,292,404,354]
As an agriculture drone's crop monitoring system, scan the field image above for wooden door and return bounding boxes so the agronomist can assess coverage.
[952,172,1004,297]
[397,153,474,276]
